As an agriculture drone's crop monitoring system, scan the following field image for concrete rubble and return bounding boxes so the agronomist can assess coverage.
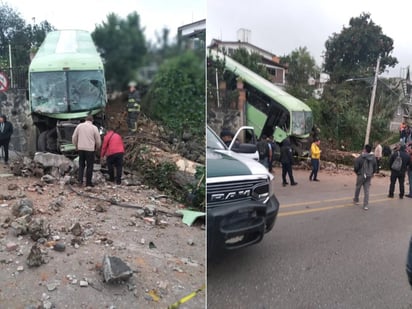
[26,243,45,267]
[102,254,133,283]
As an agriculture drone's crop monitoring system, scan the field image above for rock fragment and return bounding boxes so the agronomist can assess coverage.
[26,244,45,267]
[102,255,133,283]
[69,222,82,236]
[12,198,34,217]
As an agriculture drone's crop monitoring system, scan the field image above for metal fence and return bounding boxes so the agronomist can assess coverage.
[0,66,28,90]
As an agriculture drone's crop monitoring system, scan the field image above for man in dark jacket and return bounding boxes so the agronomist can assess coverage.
[388,144,410,199]
[0,115,13,164]
[279,138,297,186]
[353,144,377,210]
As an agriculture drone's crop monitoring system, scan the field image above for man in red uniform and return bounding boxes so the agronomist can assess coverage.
[101,127,125,185]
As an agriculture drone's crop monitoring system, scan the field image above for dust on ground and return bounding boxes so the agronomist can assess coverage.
[0,163,205,309]
[0,96,205,308]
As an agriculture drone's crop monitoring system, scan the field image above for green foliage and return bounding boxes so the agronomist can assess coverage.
[230,48,270,80]
[186,165,205,211]
[316,13,400,151]
[323,12,397,83]
[92,12,147,90]
[125,144,203,209]
[0,3,55,67]
[281,47,317,100]
[144,50,205,139]
[317,79,399,150]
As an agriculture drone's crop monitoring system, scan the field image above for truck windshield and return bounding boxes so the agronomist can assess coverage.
[30,70,105,113]
[291,111,313,136]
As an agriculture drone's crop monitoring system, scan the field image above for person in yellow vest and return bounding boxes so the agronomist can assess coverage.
[126,81,141,134]
[309,138,321,181]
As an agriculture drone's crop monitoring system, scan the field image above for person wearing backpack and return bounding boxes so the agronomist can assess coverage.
[353,144,377,210]
[388,144,410,199]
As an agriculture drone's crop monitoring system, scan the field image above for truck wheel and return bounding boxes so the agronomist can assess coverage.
[37,131,47,152]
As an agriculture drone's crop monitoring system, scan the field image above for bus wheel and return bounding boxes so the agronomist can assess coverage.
[37,131,48,152]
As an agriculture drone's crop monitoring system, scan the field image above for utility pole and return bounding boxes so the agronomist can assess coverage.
[364,55,381,146]
[8,44,13,89]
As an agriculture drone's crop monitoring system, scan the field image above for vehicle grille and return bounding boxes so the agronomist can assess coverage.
[207,179,269,204]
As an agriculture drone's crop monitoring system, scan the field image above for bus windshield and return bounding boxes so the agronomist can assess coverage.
[291,111,313,136]
[30,70,106,114]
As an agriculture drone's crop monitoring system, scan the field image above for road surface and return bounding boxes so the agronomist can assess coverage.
[207,167,412,308]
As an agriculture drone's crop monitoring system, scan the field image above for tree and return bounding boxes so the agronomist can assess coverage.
[317,13,400,150]
[144,50,205,139]
[281,46,317,100]
[323,12,397,83]
[231,48,270,80]
[92,12,147,90]
[0,3,55,68]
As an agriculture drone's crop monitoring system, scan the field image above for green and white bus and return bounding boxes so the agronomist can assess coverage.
[209,49,313,154]
[29,30,107,153]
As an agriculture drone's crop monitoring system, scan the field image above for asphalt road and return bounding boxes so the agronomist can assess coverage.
[207,167,412,309]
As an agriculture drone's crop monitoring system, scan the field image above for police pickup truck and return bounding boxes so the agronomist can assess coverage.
[207,125,279,258]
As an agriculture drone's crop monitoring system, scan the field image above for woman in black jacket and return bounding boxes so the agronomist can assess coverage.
[0,115,13,164]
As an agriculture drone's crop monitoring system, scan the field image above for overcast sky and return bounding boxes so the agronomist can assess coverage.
[6,0,205,43]
[207,0,411,78]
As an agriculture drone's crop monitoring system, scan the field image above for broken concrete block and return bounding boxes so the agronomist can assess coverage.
[12,198,34,217]
[10,215,30,236]
[28,217,50,241]
[34,152,73,169]
[102,255,133,283]
[27,244,45,267]
[69,222,82,236]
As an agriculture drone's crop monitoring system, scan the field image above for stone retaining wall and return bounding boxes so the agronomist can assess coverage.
[0,89,35,155]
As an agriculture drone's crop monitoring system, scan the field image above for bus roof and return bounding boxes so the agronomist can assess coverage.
[29,30,104,72]
[209,49,311,112]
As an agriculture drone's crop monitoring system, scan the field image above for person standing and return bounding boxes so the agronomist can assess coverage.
[257,135,271,170]
[388,144,410,199]
[406,143,412,198]
[0,115,13,165]
[72,115,101,187]
[126,81,141,134]
[220,129,234,147]
[374,141,382,173]
[309,138,321,181]
[279,138,297,186]
[268,135,278,173]
[101,128,125,185]
[353,144,377,210]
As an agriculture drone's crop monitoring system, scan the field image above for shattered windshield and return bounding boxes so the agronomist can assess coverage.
[30,72,67,113]
[291,111,313,136]
[68,71,105,112]
[30,70,106,114]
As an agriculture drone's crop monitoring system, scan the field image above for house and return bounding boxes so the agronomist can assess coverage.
[209,37,287,86]
[177,19,206,50]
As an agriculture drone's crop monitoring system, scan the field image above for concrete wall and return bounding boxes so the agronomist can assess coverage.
[0,89,35,155]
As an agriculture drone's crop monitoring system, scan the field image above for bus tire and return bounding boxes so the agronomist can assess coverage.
[37,131,47,152]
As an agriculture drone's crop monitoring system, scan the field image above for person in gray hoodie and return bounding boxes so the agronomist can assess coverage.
[353,144,377,210]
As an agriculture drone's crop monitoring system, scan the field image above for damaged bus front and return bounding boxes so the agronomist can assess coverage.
[29,30,107,153]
